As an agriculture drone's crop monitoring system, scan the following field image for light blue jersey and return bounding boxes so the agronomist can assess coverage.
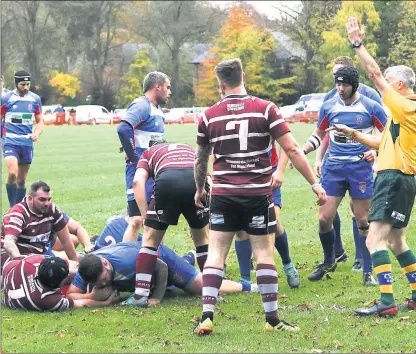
[317,94,387,164]
[1,90,42,147]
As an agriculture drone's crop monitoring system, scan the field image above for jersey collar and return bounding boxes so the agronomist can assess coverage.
[337,92,361,107]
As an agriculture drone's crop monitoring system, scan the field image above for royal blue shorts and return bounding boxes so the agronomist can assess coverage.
[2,143,33,164]
[125,162,154,216]
[271,165,282,208]
[321,160,373,199]
[158,244,199,289]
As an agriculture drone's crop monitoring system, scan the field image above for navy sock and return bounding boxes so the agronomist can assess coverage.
[359,235,372,273]
[319,229,336,264]
[6,183,17,207]
[16,187,26,204]
[333,212,344,255]
[352,217,361,261]
[274,230,291,265]
[235,239,252,281]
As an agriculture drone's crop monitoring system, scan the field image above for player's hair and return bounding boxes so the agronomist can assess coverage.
[384,65,415,90]
[29,181,51,196]
[90,234,99,243]
[143,71,170,93]
[79,254,103,284]
[333,56,355,67]
[214,58,243,89]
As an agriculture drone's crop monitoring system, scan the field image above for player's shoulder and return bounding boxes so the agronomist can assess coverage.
[322,96,338,109]
[4,201,27,219]
[1,90,14,102]
[360,94,383,110]
[28,91,41,101]
[128,96,150,110]
[46,202,62,216]
[324,88,337,102]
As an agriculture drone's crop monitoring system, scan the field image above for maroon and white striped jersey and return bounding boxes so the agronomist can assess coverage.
[197,94,290,196]
[137,143,195,178]
[1,198,67,255]
[2,254,74,311]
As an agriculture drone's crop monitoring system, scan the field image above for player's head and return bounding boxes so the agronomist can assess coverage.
[143,71,171,105]
[332,56,355,76]
[384,65,415,95]
[79,254,114,288]
[90,234,100,244]
[14,70,31,96]
[215,58,244,95]
[37,257,69,289]
[28,181,52,214]
[334,66,360,100]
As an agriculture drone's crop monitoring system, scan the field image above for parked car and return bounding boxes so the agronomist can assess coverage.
[163,108,187,124]
[42,106,57,125]
[286,93,326,123]
[183,107,208,124]
[75,105,113,125]
[111,108,127,124]
[278,105,297,123]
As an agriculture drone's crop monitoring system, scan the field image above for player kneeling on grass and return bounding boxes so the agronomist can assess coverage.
[66,242,258,307]
[2,254,118,311]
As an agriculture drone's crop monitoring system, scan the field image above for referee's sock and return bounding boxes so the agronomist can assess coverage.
[372,250,395,306]
[396,249,416,301]
[6,183,17,207]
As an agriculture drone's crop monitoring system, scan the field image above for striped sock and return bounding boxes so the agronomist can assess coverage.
[202,266,224,321]
[196,244,208,271]
[396,249,416,301]
[372,250,394,306]
[256,263,278,325]
[134,247,158,300]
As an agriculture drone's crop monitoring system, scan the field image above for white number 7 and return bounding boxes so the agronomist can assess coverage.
[225,119,249,150]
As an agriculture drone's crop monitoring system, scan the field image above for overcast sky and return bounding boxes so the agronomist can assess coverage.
[209,1,303,19]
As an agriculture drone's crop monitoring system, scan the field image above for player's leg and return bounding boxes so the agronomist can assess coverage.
[187,273,256,294]
[189,226,209,271]
[235,231,253,282]
[52,234,80,251]
[3,148,19,207]
[15,145,33,204]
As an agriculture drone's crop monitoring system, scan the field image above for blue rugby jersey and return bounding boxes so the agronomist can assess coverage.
[1,90,42,147]
[317,94,387,164]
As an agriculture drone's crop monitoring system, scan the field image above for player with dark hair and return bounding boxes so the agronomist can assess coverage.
[1,70,44,207]
[2,255,117,311]
[300,66,387,284]
[193,58,327,334]
[117,71,171,243]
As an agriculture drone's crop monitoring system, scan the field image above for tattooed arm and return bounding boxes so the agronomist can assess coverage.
[194,144,213,208]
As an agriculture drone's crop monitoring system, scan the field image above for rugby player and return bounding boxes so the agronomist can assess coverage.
[2,255,118,311]
[1,70,44,207]
[326,17,416,316]
[117,72,170,243]
[193,58,326,335]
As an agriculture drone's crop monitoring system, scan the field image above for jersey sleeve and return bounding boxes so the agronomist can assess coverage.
[51,204,68,233]
[124,99,151,128]
[136,150,151,174]
[35,95,42,116]
[2,211,24,237]
[317,104,329,131]
[196,111,209,145]
[371,102,388,132]
[323,89,335,102]
[72,271,88,292]
[383,86,416,124]
[39,291,74,312]
[268,104,290,139]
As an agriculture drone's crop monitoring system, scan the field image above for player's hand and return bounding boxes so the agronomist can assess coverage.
[148,298,161,307]
[91,285,113,301]
[271,169,284,189]
[346,16,365,44]
[326,124,356,137]
[29,133,39,142]
[314,160,323,178]
[312,184,327,206]
[83,243,94,254]
[363,150,377,162]
[194,188,206,208]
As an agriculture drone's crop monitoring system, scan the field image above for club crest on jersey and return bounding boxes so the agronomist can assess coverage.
[356,116,363,125]
[358,182,366,193]
[28,103,33,111]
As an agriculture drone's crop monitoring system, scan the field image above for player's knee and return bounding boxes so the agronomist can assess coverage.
[356,220,370,235]
[318,217,332,232]
[7,172,17,184]
[129,216,143,228]
[16,178,26,188]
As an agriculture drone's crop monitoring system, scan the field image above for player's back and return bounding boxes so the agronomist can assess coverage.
[198,94,290,196]
[92,216,133,250]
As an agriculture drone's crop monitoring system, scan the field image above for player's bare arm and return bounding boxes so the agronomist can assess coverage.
[73,290,120,308]
[346,17,389,96]
[271,147,287,189]
[194,144,213,208]
[56,226,79,261]
[133,168,150,219]
[30,113,44,142]
[326,124,381,150]
[66,284,94,300]
[3,234,21,258]
[303,128,326,155]
[67,219,93,253]
[314,134,329,177]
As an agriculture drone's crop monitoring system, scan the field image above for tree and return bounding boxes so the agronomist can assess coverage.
[49,72,81,102]
[196,6,286,106]
[117,48,154,108]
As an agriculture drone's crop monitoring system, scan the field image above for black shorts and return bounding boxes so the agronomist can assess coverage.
[368,170,416,228]
[127,200,141,217]
[144,168,209,231]
[209,195,277,235]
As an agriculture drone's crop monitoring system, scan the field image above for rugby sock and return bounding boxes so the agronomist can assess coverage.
[274,230,291,265]
[359,236,372,274]
[196,244,208,271]
[372,250,394,306]
[134,247,157,300]
[333,212,344,256]
[202,266,224,322]
[15,187,26,204]
[5,183,17,207]
[319,229,336,264]
[235,239,252,281]
[256,263,279,325]
[352,217,362,261]
[396,250,416,301]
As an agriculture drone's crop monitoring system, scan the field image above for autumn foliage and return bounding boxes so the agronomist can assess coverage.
[49,72,81,100]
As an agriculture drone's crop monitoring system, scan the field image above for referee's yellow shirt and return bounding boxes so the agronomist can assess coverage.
[377,87,416,175]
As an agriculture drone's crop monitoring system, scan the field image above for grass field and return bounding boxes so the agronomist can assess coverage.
[1,124,416,353]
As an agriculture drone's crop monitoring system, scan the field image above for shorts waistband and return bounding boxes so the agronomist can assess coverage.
[377,169,414,177]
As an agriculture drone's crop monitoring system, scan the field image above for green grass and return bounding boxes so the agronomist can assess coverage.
[2,124,416,353]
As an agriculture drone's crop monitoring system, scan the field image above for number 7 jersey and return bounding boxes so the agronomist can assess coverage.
[197,94,290,196]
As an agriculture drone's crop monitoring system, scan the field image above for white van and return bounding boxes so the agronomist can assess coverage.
[75,105,112,125]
